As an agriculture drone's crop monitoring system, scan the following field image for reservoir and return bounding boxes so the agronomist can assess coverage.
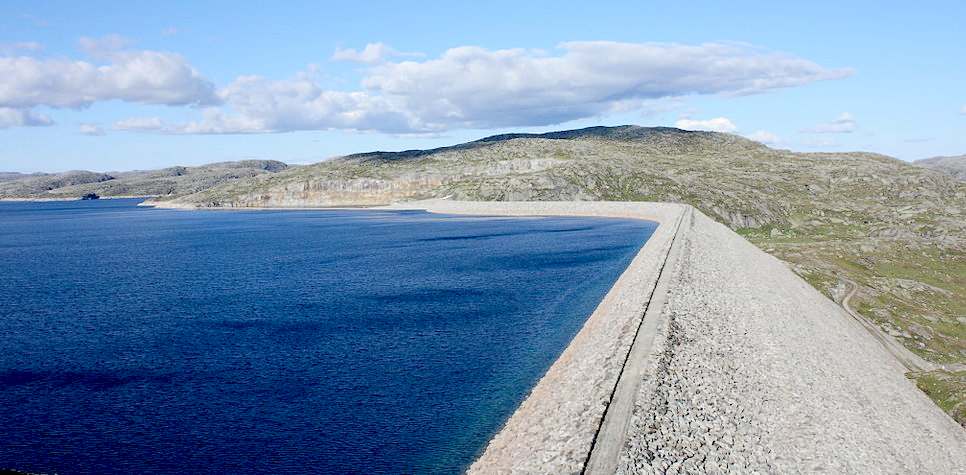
[0,199,655,474]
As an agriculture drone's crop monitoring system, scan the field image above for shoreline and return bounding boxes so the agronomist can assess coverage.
[0,195,153,202]
[140,200,382,210]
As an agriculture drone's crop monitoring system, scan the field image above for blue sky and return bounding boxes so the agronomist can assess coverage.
[1,0,964,172]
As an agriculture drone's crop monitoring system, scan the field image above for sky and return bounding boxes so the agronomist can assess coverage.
[1,0,964,172]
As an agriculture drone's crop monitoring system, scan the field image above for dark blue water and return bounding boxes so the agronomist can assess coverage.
[0,199,655,474]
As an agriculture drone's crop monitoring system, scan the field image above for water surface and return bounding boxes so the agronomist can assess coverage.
[0,199,655,474]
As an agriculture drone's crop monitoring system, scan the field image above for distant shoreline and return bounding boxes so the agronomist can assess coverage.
[0,195,152,202]
[141,200,381,211]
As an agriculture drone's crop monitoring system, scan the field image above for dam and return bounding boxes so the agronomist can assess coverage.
[390,201,966,474]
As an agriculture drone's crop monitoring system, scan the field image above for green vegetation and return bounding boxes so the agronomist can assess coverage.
[915,370,966,425]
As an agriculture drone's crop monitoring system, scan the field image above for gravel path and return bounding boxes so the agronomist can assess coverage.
[839,278,939,373]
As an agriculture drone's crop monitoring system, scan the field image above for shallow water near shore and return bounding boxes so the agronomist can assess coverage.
[0,199,655,474]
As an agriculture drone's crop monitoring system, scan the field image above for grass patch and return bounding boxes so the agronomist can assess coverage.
[913,370,966,427]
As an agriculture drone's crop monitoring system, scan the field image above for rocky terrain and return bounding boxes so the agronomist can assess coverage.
[916,154,966,181]
[154,126,966,424]
[0,172,39,182]
[0,160,290,200]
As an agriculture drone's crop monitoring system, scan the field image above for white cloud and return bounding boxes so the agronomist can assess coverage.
[171,41,849,134]
[802,112,857,133]
[0,48,217,125]
[332,43,423,65]
[161,27,179,37]
[78,123,105,136]
[362,42,851,130]
[113,117,166,131]
[2,40,851,134]
[0,107,53,128]
[332,43,408,64]
[675,117,738,133]
[961,104,966,115]
[113,85,414,134]
[0,36,217,129]
[745,130,781,144]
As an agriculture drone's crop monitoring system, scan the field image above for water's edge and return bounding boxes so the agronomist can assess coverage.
[147,199,684,472]
[387,201,686,473]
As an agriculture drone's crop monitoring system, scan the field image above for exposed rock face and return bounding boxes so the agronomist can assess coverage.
[915,154,966,181]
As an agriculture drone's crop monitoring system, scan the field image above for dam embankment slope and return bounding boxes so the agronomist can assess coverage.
[615,208,966,474]
[392,201,966,474]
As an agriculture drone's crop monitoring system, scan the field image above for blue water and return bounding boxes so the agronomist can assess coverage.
[0,199,655,474]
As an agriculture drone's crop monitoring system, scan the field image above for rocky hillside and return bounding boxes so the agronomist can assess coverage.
[0,160,290,200]
[157,125,966,424]
[916,155,966,181]
[0,172,41,182]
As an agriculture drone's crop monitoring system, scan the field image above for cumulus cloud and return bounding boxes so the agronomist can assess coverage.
[362,42,850,130]
[78,123,105,136]
[674,117,738,133]
[2,40,851,133]
[0,107,53,128]
[113,84,415,135]
[0,37,217,129]
[0,53,218,109]
[802,112,857,134]
[168,41,849,134]
[745,130,781,144]
[331,43,415,64]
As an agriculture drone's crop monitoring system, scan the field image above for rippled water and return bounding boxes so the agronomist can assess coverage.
[0,199,655,474]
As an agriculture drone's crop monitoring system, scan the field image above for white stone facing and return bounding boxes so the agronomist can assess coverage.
[391,201,966,475]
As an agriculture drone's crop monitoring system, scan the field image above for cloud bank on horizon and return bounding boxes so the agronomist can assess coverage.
[1,39,852,135]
